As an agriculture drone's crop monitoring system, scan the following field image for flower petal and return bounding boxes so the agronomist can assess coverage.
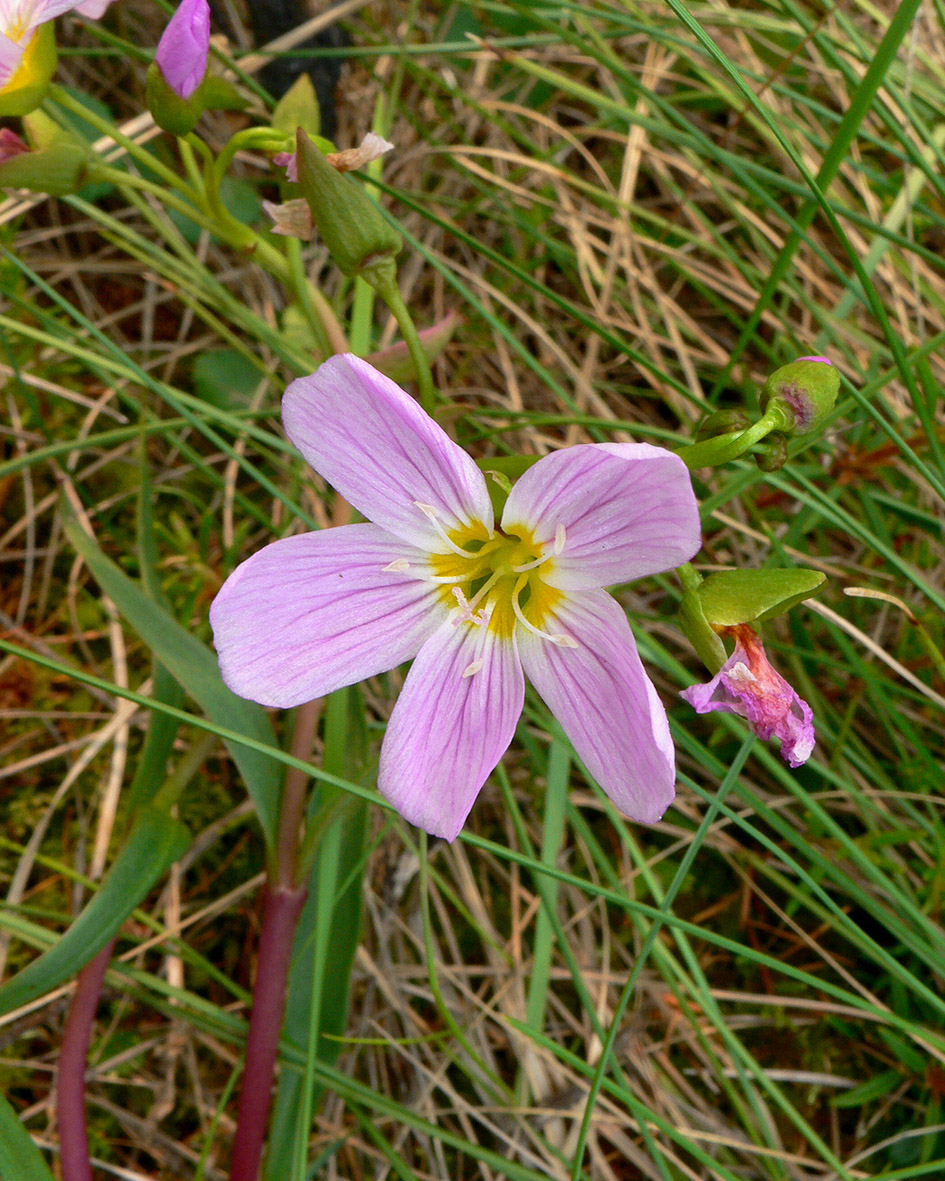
[501,443,701,591]
[155,0,210,100]
[517,589,675,822]
[378,620,524,841]
[282,355,493,551]
[681,626,815,767]
[210,523,445,707]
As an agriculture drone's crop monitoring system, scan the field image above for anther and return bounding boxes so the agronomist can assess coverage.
[382,559,411,573]
[462,659,484,678]
[554,523,566,554]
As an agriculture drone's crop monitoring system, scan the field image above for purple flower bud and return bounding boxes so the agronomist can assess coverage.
[155,0,210,101]
[682,624,815,767]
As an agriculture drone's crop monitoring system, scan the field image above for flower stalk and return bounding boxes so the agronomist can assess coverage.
[229,882,308,1181]
[57,939,116,1181]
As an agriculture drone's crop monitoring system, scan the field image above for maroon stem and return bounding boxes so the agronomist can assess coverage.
[57,938,116,1181]
[229,882,308,1181]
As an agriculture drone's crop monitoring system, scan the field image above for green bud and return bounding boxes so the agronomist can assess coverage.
[146,60,204,135]
[754,432,788,472]
[760,357,840,437]
[0,114,92,196]
[695,408,752,442]
[698,568,826,627]
[0,24,57,117]
[294,128,401,277]
[272,73,322,139]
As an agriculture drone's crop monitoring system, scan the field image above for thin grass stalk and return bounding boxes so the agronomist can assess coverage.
[57,938,116,1181]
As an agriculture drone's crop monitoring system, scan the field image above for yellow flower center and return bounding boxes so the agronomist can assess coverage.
[429,520,568,643]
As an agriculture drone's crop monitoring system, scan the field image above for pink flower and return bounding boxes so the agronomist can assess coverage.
[681,624,815,767]
[154,0,209,100]
[210,356,702,840]
[0,0,97,90]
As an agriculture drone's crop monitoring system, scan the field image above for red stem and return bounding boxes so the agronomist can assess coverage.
[57,938,116,1181]
[229,882,308,1181]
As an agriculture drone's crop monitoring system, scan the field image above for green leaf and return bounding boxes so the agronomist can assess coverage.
[0,1092,54,1180]
[63,504,282,847]
[193,348,264,410]
[697,568,827,626]
[830,1069,902,1108]
[0,808,189,1016]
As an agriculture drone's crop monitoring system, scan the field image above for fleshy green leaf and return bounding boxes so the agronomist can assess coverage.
[0,808,190,1016]
[63,504,282,847]
[698,568,827,626]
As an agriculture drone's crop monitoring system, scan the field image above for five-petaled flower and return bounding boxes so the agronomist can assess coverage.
[681,623,815,767]
[210,356,701,840]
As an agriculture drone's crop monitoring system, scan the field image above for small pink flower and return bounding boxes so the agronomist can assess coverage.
[273,132,394,183]
[155,0,209,100]
[210,356,702,840]
[682,624,815,767]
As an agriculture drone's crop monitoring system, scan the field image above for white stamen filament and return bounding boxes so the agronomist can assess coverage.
[462,659,484,678]
[510,576,578,648]
[414,501,481,558]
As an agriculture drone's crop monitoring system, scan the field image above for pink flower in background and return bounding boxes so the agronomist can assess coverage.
[0,0,97,89]
[154,0,209,100]
[682,624,815,767]
[75,0,112,16]
[210,355,702,840]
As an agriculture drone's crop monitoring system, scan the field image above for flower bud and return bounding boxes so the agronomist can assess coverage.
[293,127,401,277]
[155,0,209,100]
[760,356,840,437]
[0,111,92,196]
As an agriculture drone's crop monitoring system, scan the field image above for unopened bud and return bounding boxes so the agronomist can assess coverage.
[0,114,92,196]
[293,127,401,277]
[761,356,839,437]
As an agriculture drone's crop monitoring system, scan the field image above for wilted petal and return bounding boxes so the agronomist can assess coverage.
[210,523,445,708]
[326,131,394,172]
[681,625,815,767]
[379,620,524,841]
[262,197,313,239]
[502,443,700,591]
[272,149,297,182]
[283,354,493,551]
[0,127,28,160]
[155,0,209,100]
[517,589,675,823]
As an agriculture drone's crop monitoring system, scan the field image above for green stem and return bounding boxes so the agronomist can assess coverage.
[675,405,783,469]
[47,85,192,199]
[366,264,437,412]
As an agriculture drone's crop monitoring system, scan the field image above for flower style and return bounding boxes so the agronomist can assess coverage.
[154,0,209,101]
[210,356,702,840]
[681,623,815,767]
